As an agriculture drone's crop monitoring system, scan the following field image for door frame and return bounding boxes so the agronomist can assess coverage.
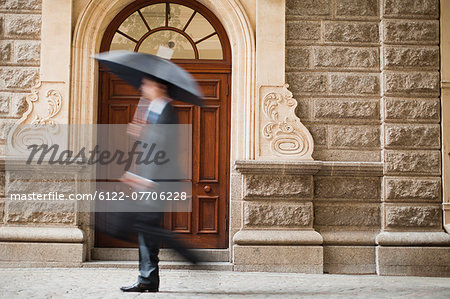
[71,0,255,260]
[93,0,234,250]
[441,1,450,231]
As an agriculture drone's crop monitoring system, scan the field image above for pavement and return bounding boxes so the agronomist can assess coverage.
[0,268,449,298]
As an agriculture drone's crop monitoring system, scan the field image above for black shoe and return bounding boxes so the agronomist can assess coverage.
[120,282,159,292]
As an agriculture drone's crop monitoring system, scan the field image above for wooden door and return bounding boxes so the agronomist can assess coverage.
[95,0,232,249]
[95,69,230,248]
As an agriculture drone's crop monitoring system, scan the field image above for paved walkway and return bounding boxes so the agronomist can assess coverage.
[0,268,449,298]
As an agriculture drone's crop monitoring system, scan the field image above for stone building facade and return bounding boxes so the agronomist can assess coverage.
[0,0,449,276]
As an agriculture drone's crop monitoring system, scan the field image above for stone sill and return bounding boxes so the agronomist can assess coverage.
[233,229,323,245]
[0,226,84,243]
[1,158,91,172]
[234,160,383,177]
[376,232,450,246]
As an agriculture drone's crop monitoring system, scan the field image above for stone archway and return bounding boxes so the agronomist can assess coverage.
[71,0,255,257]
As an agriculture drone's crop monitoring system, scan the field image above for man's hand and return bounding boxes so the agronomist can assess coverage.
[119,171,157,190]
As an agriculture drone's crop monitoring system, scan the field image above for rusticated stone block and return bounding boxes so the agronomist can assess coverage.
[6,201,76,224]
[286,21,320,41]
[314,177,380,200]
[335,0,377,16]
[233,245,323,273]
[244,202,312,227]
[383,20,438,44]
[384,150,440,175]
[385,177,441,201]
[383,0,438,17]
[244,174,312,199]
[0,41,12,62]
[4,14,41,38]
[313,99,379,120]
[0,171,5,196]
[8,171,76,181]
[306,125,327,146]
[294,98,310,120]
[0,201,4,223]
[15,40,40,64]
[377,247,450,277]
[385,206,441,228]
[384,98,439,121]
[324,246,376,274]
[330,74,379,95]
[328,126,380,148]
[286,47,310,68]
[0,119,14,140]
[324,22,379,43]
[384,72,439,95]
[0,0,42,10]
[385,124,440,148]
[0,94,10,114]
[0,67,38,89]
[286,73,327,94]
[313,47,378,68]
[0,16,3,37]
[312,149,380,162]
[384,47,439,68]
[10,93,28,117]
[7,92,28,117]
[314,204,380,226]
[286,0,330,16]
[7,171,77,194]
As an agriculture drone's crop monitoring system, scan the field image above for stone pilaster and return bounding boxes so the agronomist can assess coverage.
[233,161,323,273]
[377,0,450,276]
[0,161,88,266]
[315,162,383,274]
[0,0,88,267]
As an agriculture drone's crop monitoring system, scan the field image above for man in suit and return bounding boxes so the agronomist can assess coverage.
[120,77,177,293]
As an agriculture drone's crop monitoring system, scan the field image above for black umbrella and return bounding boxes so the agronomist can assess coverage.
[94,50,203,106]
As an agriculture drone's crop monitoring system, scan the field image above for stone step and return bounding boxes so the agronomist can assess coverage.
[91,248,230,262]
[82,261,233,271]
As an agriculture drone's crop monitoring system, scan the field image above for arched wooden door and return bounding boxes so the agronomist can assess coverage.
[95,0,231,249]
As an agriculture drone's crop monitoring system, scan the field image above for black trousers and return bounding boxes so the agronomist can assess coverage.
[136,212,163,286]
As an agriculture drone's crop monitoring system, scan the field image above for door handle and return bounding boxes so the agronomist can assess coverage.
[203,185,211,193]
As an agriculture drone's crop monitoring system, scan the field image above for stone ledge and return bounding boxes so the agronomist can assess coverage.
[376,232,450,246]
[234,160,383,176]
[321,230,378,245]
[0,261,82,268]
[0,242,84,263]
[317,161,383,177]
[0,226,84,243]
[235,160,322,175]
[233,229,323,245]
[3,158,89,172]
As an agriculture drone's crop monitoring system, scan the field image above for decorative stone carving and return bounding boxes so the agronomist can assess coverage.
[7,80,64,156]
[259,84,314,160]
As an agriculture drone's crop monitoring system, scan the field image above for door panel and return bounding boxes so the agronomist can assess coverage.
[96,71,230,248]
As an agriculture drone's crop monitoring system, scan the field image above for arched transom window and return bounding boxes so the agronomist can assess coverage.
[110,2,224,60]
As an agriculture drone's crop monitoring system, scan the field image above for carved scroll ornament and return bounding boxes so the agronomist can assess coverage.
[261,85,313,160]
[7,81,63,156]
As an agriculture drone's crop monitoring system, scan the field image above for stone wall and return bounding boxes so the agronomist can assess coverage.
[0,1,42,225]
[286,0,440,165]
[282,0,449,276]
[286,0,382,162]
[379,0,441,232]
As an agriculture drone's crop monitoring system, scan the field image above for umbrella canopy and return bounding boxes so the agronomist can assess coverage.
[94,51,203,106]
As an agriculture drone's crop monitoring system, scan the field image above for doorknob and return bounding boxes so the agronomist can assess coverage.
[203,185,211,193]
